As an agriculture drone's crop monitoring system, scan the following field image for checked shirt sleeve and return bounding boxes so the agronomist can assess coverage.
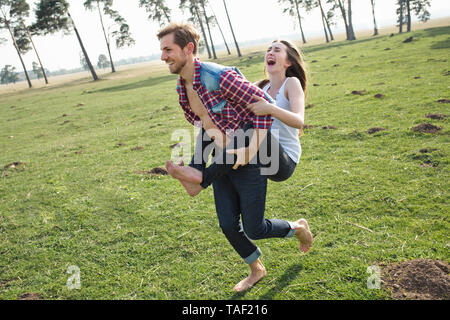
[219,70,273,129]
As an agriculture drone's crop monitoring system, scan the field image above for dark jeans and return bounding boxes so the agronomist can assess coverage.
[189,122,297,189]
[212,164,294,264]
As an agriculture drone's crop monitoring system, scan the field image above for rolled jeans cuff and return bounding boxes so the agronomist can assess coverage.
[284,221,298,238]
[243,247,262,264]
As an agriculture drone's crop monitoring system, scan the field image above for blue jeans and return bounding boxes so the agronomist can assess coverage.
[189,122,297,189]
[213,164,297,264]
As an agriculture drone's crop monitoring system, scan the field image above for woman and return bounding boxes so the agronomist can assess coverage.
[167,39,306,195]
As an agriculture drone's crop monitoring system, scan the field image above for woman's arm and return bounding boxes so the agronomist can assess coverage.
[247,77,305,129]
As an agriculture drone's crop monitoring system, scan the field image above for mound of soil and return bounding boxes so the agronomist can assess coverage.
[437,99,450,104]
[135,167,168,176]
[367,127,386,134]
[412,123,441,134]
[131,146,144,151]
[17,293,42,300]
[322,125,337,130]
[425,113,447,120]
[374,94,385,99]
[419,148,439,153]
[303,124,315,129]
[403,37,413,43]
[3,162,26,170]
[351,90,366,95]
[305,104,315,109]
[382,259,450,300]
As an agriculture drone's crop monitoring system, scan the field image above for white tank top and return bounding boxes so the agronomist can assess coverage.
[263,78,301,163]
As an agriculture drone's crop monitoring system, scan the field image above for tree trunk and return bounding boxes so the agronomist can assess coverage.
[320,10,329,43]
[406,0,411,32]
[370,0,378,36]
[337,0,350,40]
[399,0,404,33]
[223,0,241,57]
[200,0,216,59]
[318,0,333,41]
[347,0,356,40]
[294,0,306,44]
[68,11,98,80]
[193,5,211,58]
[21,21,48,84]
[5,20,32,88]
[209,5,230,55]
[97,2,115,73]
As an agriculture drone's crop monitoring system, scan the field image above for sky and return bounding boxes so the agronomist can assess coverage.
[1,0,449,72]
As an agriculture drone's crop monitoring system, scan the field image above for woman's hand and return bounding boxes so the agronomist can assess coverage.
[247,95,274,116]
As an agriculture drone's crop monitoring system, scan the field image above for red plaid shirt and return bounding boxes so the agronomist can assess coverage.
[176,59,273,135]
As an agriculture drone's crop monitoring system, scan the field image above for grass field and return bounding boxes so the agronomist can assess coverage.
[0,26,449,300]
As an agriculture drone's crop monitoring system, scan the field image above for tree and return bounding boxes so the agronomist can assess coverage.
[397,0,405,33]
[412,0,431,23]
[0,0,33,88]
[179,0,211,59]
[33,0,98,81]
[1,64,19,84]
[199,0,216,59]
[347,0,355,40]
[208,3,230,55]
[370,0,378,36]
[139,0,170,26]
[84,0,135,73]
[97,53,110,69]
[279,0,307,44]
[318,0,334,41]
[222,0,241,57]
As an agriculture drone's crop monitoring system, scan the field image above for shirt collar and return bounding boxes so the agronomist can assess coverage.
[177,58,202,91]
[192,58,202,89]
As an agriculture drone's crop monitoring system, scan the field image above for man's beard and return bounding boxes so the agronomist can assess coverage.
[170,56,187,74]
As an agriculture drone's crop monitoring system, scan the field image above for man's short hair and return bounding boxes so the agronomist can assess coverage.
[157,22,201,55]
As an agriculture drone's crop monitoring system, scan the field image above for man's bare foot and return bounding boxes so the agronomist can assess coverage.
[179,179,204,197]
[294,219,313,253]
[166,160,202,184]
[233,259,267,292]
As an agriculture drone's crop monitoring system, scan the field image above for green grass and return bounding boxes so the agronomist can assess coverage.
[0,26,449,300]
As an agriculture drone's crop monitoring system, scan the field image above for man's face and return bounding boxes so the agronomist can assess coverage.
[160,33,187,75]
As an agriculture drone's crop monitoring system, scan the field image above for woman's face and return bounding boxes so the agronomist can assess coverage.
[265,41,292,74]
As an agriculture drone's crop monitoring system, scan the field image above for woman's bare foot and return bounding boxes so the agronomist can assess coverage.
[294,219,313,253]
[166,160,202,184]
[179,179,204,197]
[233,259,267,292]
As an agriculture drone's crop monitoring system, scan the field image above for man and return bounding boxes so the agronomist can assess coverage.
[158,23,313,292]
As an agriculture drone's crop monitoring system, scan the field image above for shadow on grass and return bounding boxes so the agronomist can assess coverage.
[422,26,450,38]
[90,74,177,93]
[430,37,450,50]
[229,262,303,300]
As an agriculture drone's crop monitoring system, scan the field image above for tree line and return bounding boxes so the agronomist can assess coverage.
[0,0,433,87]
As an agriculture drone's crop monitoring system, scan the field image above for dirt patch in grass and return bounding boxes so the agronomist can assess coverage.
[382,259,450,300]
[303,124,315,129]
[131,146,144,151]
[17,293,42,300]
[425,113,447,120]
[135,167,168,176]
[367,127,386,134]
[419,148,439,153]
[374,94,385,99]
[437,99,450,104]
[351,90,366,95]
[322,125,337,130]
[403,36,413,43]
[3,162,26,170]
[411,123,442,134]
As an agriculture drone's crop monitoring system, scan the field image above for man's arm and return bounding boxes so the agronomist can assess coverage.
[219,69,274,130]
[219,69,273,169]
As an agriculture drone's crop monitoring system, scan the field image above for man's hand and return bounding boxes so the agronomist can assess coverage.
[226,146,256,170]
[247,95,274,116]
[226,128,268,170]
